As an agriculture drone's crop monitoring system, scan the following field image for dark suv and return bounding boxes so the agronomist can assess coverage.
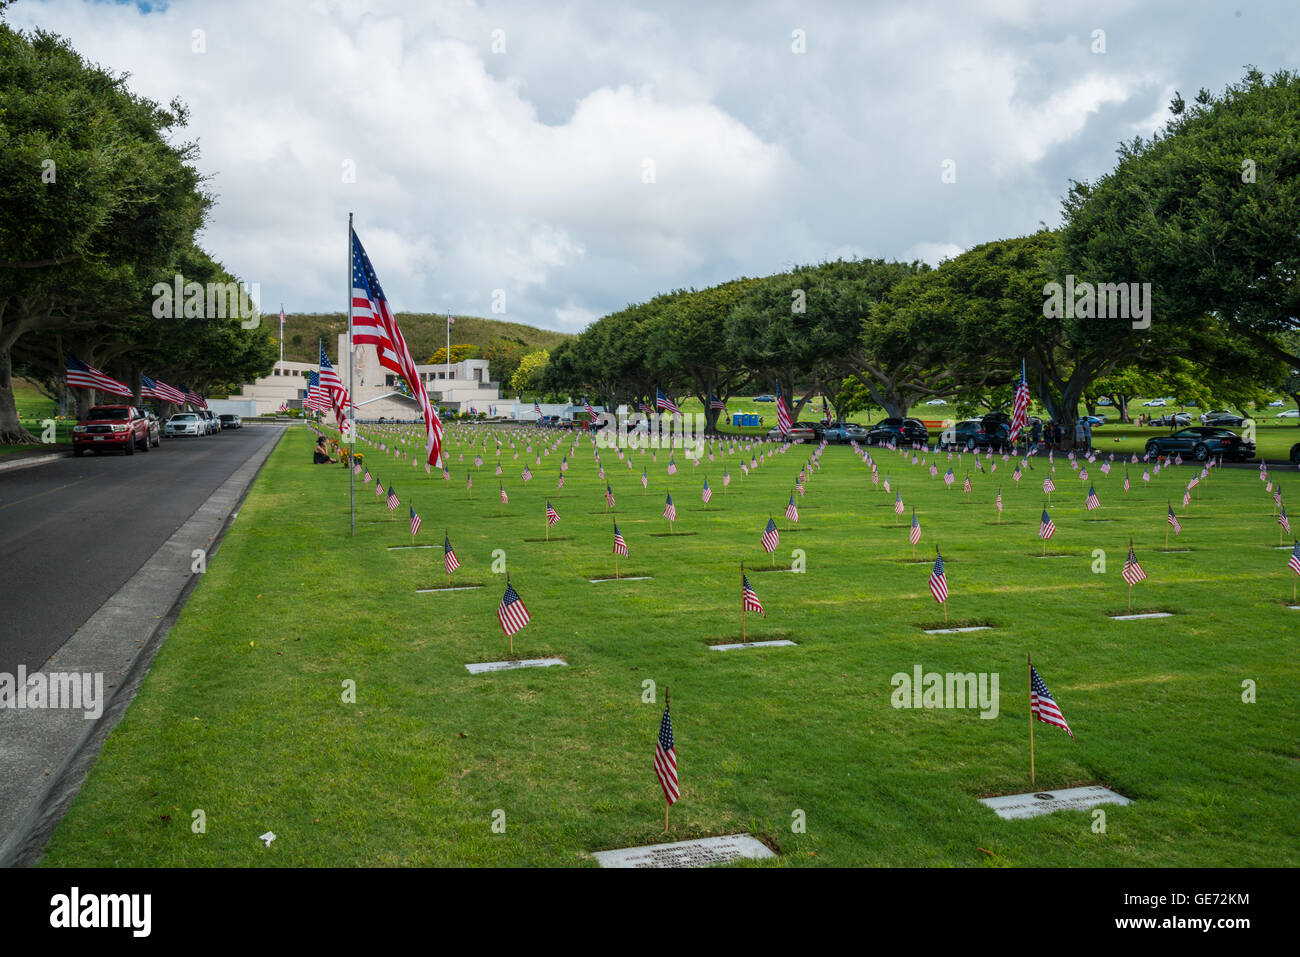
[73,405,151,456]
[953,418,1010,452]
[866,417,930,446]
[1144,427,1255,462]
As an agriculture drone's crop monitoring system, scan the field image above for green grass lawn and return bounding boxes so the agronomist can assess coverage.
[40,424,1299,866]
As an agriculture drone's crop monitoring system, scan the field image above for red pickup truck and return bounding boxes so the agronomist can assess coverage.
[72,404,153,456]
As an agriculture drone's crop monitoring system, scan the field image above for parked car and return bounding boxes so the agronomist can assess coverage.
[865,417,930,446]
[953,418,1010,452]
[1142,398,1167,407]
[1144,427,1254,462]
[1096,398,1113,406]
[165,412,206,437]
[1150,412,1192,427]
[822,421,869,444]
[1292,442,1300,467]
[200,409,221,433]
[1267,399,1284,407]
[218,413,242,430]
[142,410,162,447]
[766,422,816,441]
[1203,411,1246,427]
[1278,409,1299,419]
[924,398,948,406]
[753,394,775,402]
[72,405,150,456]
[1080,414,1107,426]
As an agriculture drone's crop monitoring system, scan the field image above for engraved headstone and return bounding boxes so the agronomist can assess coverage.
[924,626,992,634]
[1109,612,1173,620]
[979,785,1131,820]
[592,833,775,868]
[710,639,798,651]
[465,658,567,674]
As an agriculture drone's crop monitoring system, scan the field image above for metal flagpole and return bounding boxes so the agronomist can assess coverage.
[279,303,284,374]
[348,213,355,538]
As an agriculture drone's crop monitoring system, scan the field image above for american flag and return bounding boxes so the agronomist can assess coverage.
[522,465,532,482]
[1123,472,1131,493]
[1039,508,1056,539]
[1122,545,1147,585]
[1009,360,1030,442]
[375,480,385,499]
[1167,504,1181,534]
[963,473,972,494]
[1043,476,1055,494]
[641,469,648,489]
[317,344,351,428]
[606,484,616,508]
[534,401,543,415]
[723,469,731,487]
[894,492,904,515]
[466,472,473,492]
[350,228,444,467]
[884,475,891,492]
[364,469,372,484]
[500,483,509,505]
[664,493,676,522]
[909,509,922,545]
[709,394,726,411]
[613,523,628,557]
[1012,464,1022,483]
[656,388,682,416]
[786,493,799,522]
[583,397,597,418]
[1288,540,1300,577]
[65,354,132,396]
[654,702,679,806]
[775,382,792,435]
[702,479,712,503]
[1086,485,1100,510]
[387,484,400,510]
[546,500,560,525]
[762,517,780,552]
[1280,505,1292,535]
[742,572,765,616]
[944,468,955,487]
[1030,665,1073,739]
[141,374,185,405]
[667,457,677,475]
[409,504,421,537]
[444,535,461,574]
[179,386,208,409]
[497,581,531,636]
[929,551,949,603]
[996,488,1003,512]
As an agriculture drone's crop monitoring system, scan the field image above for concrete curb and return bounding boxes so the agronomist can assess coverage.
[0,452,69,473]
[0,426,286,867]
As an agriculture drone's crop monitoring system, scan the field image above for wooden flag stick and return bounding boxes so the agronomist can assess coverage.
[1028,651,1035,786]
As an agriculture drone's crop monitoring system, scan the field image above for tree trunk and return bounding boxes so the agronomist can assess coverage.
[0,345,37,444]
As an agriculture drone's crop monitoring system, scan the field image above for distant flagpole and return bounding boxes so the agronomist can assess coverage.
[278,303,285,375]
[1028,651,1035,785]
[347,214,357,537]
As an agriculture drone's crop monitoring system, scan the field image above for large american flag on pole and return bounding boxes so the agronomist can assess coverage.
[65,355,132,397]
[350,227,444,467]
[1009,360,1030,443]
[318,344,351,430]
[1030,665,1074,739]
[656,387,682,416]
[654,702,679,806]
[141,374,185,405]
[775,382,792,435]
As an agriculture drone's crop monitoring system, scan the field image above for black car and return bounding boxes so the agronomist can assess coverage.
[866,417,929,446]
[218,413,242,430]
[1151,412,1192,428]
[1203,411,1246,427]
[953,418,1010,452]
[1144,427,1254,462]
[1291,442,1300,468]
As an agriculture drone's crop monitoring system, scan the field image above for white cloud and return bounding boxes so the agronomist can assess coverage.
[9,0,1296,332]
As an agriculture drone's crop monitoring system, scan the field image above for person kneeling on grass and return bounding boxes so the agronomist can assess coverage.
[314,436,337,464]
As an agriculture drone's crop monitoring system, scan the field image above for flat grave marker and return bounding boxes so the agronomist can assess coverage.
[592,834,774,868]
[979,785,1132,821]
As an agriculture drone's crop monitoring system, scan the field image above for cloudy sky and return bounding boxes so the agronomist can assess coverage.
[9,0,1298,331]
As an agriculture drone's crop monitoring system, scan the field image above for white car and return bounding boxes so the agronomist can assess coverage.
[166,413,205,437]
[924,399,948,406]
[1267,399,1283,407]
[1278,409,1299,419]
[1143,398,1167,407]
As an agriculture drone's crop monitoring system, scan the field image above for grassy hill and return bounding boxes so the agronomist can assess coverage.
[279,313,570,363]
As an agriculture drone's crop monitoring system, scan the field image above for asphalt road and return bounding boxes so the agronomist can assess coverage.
[0,426,282,677]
